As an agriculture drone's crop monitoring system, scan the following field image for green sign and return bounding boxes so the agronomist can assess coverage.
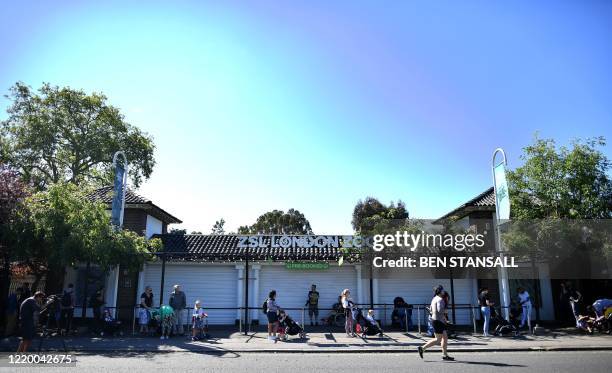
[285,262,330,270]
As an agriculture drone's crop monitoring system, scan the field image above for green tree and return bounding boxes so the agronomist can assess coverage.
[1,82,156,189]
[351,197,409,233]
[503,136,612,278]
[12,183,160,289]
[507,136,612,219]
[211,218,226,235]
[239,209,313,235]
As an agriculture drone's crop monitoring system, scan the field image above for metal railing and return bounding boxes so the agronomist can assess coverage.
[48,303,532,337]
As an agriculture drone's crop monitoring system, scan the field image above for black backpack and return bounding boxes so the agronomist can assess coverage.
[262,299,268,314]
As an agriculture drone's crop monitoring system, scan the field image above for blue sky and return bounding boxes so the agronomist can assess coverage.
[1,1,611,234]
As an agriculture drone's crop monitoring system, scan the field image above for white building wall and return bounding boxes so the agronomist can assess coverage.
[145,215,163,238]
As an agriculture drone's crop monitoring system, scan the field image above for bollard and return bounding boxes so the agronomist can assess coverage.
[405,309,409,333]
[417,306,421,334]
[472,306,477,335]
[302,307,305,333]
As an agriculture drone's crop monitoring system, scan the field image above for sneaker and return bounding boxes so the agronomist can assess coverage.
[191,337,196,341]
[442,355,455,361]
[417,346,424,359]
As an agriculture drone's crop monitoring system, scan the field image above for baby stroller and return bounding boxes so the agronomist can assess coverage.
[492,307,519,336]
[101,309,123,337]
[279,313,306,340]
[354,308,383,337]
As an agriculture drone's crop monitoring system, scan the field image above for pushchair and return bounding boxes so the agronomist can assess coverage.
[354,308,383,337]
[492,307,519,336]
[278,313,306,340]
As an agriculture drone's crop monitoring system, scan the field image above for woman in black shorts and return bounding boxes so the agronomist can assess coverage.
[418,286,454,361]
[266,290,280,342]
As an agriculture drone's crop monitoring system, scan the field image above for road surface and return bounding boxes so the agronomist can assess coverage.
[2,351,611,372]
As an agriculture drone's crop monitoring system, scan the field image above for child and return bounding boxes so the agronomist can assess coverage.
[160,311,175,340]
[191,300,208,341]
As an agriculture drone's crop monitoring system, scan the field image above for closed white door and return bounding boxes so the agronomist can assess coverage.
[258,265,357,325]
[143,264,237,325]
[378,274,476,325]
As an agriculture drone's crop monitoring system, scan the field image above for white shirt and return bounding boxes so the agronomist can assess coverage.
[518,292,531,307]
[342,297,353,309]
[430,295,445,321]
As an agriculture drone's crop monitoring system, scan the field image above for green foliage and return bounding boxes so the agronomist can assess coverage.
[507,136,612,219]
[351,197,409,233]
[1,82,156,189]
[503,136,612,263]
[211,218,225,235]
[239,209,313,235]
[13,183,157,274]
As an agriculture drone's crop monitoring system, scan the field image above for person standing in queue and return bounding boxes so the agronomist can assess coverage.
[418,286,454,361]
[60,283,75,335]
[517,287,532,331]
[341,289,356,337]
[305,284,320,326]
[265,290,280,342]
[169,284,187,336]
[478,287,494,337]
[17,291,45,353]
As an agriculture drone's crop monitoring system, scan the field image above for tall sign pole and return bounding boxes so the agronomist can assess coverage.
[111,151,128,229]
[492,148,511,320]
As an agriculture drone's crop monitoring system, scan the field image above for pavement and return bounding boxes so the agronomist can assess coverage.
[1,326,611,353]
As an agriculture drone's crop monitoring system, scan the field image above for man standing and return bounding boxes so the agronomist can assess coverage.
[60,283,75,335]
[17,291,45,353]
[418,286,454,361]
[305,284,320,326]
[169,284,186,336]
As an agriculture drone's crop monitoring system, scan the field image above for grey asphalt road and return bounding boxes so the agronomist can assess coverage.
[2,351,611,373]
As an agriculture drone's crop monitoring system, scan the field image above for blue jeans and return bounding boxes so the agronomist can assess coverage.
[481,306,491,335]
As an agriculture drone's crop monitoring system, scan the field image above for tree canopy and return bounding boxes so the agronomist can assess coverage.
[351,197,409,233]
[507,136,612,219]
[211,218,226,235]
[238,209,313,235]
[11,183,159,283]
[1,82,156,189]
[503,136,612,269]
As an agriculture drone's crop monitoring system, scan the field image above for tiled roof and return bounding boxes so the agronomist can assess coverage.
[151,234,353,262]
[88,186,182,224]
[88,186,150,204]
[434,187,495,223]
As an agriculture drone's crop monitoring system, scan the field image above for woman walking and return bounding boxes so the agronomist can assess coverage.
[418,286,454,361]
[341,289,356,337]
[265,290,280,342]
